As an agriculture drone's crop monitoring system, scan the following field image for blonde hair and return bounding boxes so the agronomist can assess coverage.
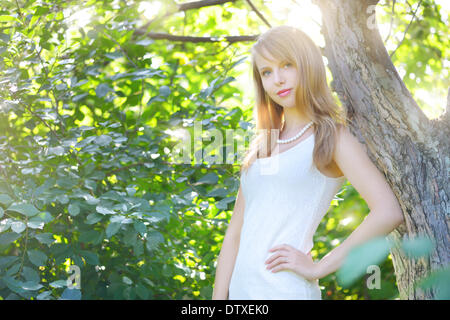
[240,25,348,176]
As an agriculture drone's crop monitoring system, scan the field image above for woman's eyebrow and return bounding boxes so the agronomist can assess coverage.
[259,60,290,71]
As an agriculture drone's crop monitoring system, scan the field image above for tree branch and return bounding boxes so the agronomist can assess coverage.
[384,0,396,43]
[132,31,258,43]
[134,0,238,38]
[245,0,271,28]
[179,0,238,11]
[133,0,265,45]
[390,0,422,58]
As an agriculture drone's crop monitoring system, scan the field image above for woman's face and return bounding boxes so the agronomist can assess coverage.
[254,50,298,109]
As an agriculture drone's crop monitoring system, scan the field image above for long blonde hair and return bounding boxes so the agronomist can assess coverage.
[240,25,348,175]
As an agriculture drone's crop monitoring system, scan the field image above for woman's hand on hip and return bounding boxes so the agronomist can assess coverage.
[265,244,321,281]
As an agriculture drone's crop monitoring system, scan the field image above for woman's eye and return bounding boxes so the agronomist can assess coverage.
[261,63,291,76]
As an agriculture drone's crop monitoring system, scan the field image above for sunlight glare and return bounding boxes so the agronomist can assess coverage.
[264,0,324,47]
[65,7,94,30]
[340,217,353,226]
[138,1,163,20]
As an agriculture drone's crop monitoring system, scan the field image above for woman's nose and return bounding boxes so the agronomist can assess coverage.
[273,70,285,85]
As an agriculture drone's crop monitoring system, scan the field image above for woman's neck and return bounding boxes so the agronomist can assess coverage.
[281,113,312,136]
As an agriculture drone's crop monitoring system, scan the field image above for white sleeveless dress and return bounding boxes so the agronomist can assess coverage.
[228,133,346,300]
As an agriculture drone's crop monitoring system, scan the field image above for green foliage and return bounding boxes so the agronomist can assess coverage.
[0,0,254,300]
[314,185,401,300]
[332,231,444,299]
[378,0,449,118]
[336,237,392,289]
[417,265,450,300]
[0,0,447,300]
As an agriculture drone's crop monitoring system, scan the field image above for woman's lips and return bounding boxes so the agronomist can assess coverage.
[277,89,291,97]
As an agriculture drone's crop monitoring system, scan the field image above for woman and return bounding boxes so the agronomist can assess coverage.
[212,25,404,300]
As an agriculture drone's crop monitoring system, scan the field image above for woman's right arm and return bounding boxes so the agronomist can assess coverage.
[211,184,245,300]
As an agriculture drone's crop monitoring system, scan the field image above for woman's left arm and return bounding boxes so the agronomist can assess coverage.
[315,126,405,280]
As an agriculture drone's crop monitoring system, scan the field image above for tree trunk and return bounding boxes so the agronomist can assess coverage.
[314,0,449,299]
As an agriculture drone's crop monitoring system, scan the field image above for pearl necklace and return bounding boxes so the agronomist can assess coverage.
[277,121,314,144]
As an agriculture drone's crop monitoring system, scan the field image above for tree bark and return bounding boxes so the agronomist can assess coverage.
[132,31,258,43]
[315,0,449,299]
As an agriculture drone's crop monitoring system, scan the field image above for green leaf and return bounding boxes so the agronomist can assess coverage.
[133,240,144,257]
[34,233,56,245]
[57,194,70,204]
[135,39,154,46]
[95,135,113,147]
[0,218,11,232]
[0,194,13,206]
[336,237,392,288]
[122,228,137,247]
[29,211,54,224]
[37,291,52,300]
[0,15,21,23]
[22,281,43,291]
[84,179,96,191]
[126,186,136,196]
[104,51,123,60]
[106,222,121,238]
[72,92,89,102]
[22,266,40,282]
[215,196,235,210]
[193,173,219,185]
[3,276,25,295]
[401,235,435,259]
[85,213,102,225]
[0,232,22,245]
[60,288,81,300]
[79,250,100,265]
[122,276,133,285]
[56,177,79,189]
[0,256,19,268]
[417,266,450,300]
[11,220,26,233]
[100,190,125,202]
[147,95,165,106]
[96,205,115,215]
[68,203,80,216]
[200,285,213,299]
[7,203,40,217]
[27,250,48,267]
[27,220,44,229]
[81,193,100,205]
[206,187,228,197]
[95,83,112,98]
[130,68,160,80]
[48,146,65,156]
[146,231,164,251]
[133,220,146,236]
[79,230,102,243]
[6,262,20,276]
[50,280,67,288]
[35,6,50,16]
[218,76,235,88]
[159,85,171,97]
[135,283,149,299]
[230,56,247,69]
